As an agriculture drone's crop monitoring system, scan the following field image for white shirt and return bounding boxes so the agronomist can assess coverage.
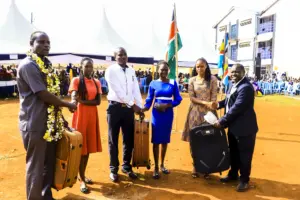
[105,63,143,108]
[226,76,245,113]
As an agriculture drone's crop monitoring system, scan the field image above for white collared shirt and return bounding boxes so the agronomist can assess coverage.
[226,76,245,113]
[105,63,143,108]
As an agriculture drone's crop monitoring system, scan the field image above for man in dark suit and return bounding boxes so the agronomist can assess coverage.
[213,64,258,192]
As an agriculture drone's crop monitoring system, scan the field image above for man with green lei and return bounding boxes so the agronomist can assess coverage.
[17,31,77,200]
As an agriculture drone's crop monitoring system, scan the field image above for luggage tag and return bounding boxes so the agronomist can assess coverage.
[194,123,215,136]
[201,128,215,136]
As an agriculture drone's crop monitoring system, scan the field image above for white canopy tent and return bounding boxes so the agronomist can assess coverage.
[72,7,151,58]
[0,0,234,65]
[0,0,36,54]
[0,0,72,56]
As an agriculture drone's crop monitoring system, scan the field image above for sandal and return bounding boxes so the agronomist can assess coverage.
[80,182,89,194]
[84,177,93,185]
[78,177,93,185]
[203,173,210,179]
[160,166,170,174]
[153,169,160,179]
[192,173,199,178]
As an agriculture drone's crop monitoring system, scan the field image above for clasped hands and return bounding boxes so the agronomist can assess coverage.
[206,101,218,110]
[205,101,221,128]
[133,104,145,119]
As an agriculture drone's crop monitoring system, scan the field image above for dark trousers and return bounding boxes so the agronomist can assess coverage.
[21,131,56,200]
[227,131,256,183]
[107,103,135,174]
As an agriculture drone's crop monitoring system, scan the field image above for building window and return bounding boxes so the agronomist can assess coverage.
[258,15,274,34]
[230,24,237,39]
[258,40,272,59]
[231,45,237,61]
[239,42,251,48]
[240,18,252,26]
[219,25,227,32]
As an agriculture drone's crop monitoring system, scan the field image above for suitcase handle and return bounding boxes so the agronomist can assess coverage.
[139,113,145,122]
[61,115,74,132]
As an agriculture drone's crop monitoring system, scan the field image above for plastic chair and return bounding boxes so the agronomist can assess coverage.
[100,77,108,93]
[139,77,148,94]
[262,82,270,95]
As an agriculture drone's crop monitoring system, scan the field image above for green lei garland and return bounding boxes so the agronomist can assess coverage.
[27,51,64,142]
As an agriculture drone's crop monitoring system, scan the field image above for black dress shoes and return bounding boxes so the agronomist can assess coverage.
[220,175,238,183]
[109,173,119,182]
[122,169,138,179]
[236,181,249,192]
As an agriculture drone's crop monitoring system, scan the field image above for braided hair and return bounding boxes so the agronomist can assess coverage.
[78,57,93,100]
[192,57,212,88]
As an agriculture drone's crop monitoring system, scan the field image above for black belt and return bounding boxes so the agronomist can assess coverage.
[108,101,128,107]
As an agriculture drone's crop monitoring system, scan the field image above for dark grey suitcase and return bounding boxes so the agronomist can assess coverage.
[190,123,230,174]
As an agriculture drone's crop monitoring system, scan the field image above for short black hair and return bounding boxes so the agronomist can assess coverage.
[30,31,47,46]
[233,63,245,73]
[157,60,169,68]
[113,47,127,57]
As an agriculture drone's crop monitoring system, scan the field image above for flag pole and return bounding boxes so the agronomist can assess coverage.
[174,3,179,132]
[219,31,227,118]
[174,4,178,79]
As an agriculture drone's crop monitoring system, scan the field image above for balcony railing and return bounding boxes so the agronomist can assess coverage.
[230,24,238,39]
[258,21,274,34]
[258,47,272,59]
[231,45,237,61]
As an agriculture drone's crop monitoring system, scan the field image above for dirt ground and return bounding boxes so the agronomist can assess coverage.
[0,94,300,200]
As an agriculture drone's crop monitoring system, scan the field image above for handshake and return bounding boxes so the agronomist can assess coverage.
[206,101,218,110]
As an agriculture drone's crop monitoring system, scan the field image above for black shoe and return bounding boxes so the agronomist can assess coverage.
[109,173,119,182]
[153,169,160,179]
[236,182,249,192]
[220,175,238,183]
[122,169,138,179]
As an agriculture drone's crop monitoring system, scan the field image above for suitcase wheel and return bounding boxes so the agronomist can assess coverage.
[146,165,151,170]
[79,144,82,148]
[67,178,71,183]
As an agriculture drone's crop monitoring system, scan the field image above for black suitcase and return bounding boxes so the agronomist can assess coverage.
[190,123,230,174]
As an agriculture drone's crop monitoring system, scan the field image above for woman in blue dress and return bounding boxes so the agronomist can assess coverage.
[142,61,182,179]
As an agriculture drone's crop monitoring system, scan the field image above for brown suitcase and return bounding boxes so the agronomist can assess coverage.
[53,129,83,191]
[132,118,151,169]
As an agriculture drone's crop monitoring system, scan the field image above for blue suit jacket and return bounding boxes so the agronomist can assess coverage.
[218,78,258,136]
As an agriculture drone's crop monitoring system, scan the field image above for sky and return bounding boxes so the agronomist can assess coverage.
[0,0,275,61]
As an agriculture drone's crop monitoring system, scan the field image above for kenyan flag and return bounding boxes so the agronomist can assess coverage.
[166,5,182,80]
